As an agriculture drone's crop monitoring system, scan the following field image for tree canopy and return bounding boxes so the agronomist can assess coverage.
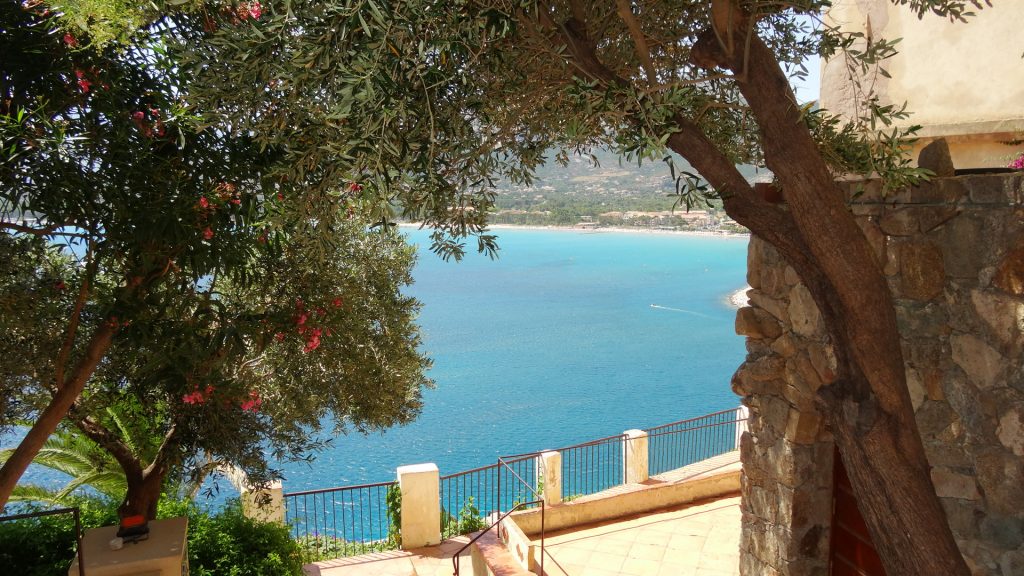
[171,1,982,573]
[0,0,430,518]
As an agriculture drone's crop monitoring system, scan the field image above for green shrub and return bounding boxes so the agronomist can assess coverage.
[0,497,119,576]
[0,497,301,576]
[160,499,303,576]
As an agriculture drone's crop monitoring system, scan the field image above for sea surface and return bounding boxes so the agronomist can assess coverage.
[6,227,750,501]
[276,227,749,491]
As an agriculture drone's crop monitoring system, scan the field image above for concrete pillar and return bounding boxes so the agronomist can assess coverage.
[397,463,440,549]
[735,405,750,450]
[623,429,649,484]
[539,451,562,506]
[240,480,285,525]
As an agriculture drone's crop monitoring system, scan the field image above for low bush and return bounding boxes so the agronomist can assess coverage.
[0,498,302,575]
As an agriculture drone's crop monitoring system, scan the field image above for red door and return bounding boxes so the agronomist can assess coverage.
[830,449,886,576]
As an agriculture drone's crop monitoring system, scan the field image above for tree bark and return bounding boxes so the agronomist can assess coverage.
[75,414,179,520]
[683,5,970,574]
[0,323,118,511]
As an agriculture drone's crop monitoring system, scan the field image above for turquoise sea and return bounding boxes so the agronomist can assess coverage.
[277,227,749,491]
[6,227,750,500]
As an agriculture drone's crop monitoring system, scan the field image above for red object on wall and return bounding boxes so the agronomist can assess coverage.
[830,448,887,576]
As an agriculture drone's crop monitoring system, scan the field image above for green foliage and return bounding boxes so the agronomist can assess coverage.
[441,496,486,539]
[2,1,431,511]
[385,483,401,547]
[0,497,119,576]
[160,499,303,576]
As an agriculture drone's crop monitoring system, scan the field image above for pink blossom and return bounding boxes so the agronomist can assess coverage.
[331,297,343,308]
[199,197,210,209]
[203,227,214,240]
[274,332,285,342]
[248,1,262,19]
[303,337,321,353]
[1010,153,1024,170]
[182,390,205,405]
[63,34,77,47]
[74,70,91,93]
[295,312,308,326]
[241,390,262,412]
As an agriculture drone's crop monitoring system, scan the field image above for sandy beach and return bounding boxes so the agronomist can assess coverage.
[727,286,751,308]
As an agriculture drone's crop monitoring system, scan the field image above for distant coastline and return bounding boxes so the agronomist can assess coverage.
[398,221,751,239]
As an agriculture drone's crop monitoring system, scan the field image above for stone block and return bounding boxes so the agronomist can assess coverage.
[975,450,1024,515]
[918,139,956,177]
[970,289,1024,351]
[996,406,1024,456]
[979,515,1024,550]
[879,208,919,236]
[899,241,946,301]
[943,214,989,279]
[968,174,1015,205]
[748,290,789,322]
[931,467,980,501]
[736,306,783,339]
[1000,550,1024,576]
[785,408,821,445]
[993,236,1024,296]
[939,496,980,537]
[770,333,798,358]
[918,206,960,233]
[788,284,823,339]
[951,333,1005,390]
[806,343,837,386]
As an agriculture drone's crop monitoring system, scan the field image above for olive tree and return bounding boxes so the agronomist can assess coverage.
[180,0,987,572]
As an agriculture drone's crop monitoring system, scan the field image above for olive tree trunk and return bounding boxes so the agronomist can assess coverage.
[677,6,970,574]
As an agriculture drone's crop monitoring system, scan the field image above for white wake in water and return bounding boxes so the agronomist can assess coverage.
[649,304,716,319]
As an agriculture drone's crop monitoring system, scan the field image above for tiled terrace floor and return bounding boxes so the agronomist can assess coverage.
[535,495,741,576]
[306,494,740,576]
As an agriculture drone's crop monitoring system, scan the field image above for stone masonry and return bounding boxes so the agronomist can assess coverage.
[733,173,1024,575]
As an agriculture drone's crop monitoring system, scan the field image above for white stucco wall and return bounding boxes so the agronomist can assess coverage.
[821,1,1024,168]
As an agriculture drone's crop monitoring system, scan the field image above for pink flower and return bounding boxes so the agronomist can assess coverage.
[274,332,285,342]
[198,197,210,209]
[230,198,241,205]
[348,182,362,193]
[1010,153,1024,170]
[248,1,262,19]
[241,390,262,412]
[182,390,205,405]
[63,34,77,47]
[331,297,343,308]
[303,337,320,353]
[74,70,91,93]
[203,227,214,240]
[132,111,145,121]
[295,312,308,326]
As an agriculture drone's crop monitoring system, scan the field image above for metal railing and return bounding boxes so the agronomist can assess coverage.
[454,455,545,576]
[646,407,746,476]
[284,407,748,562]
[440,462,500,539]
[283,480,398,562]
[0,507,84,576]
[559,433,627,500]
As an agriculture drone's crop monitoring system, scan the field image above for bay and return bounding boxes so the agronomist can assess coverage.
[277,227,749,491]
[4,227,750,501]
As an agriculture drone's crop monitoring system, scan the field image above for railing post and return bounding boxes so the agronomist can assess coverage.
[240,480,285,525]
[539,451,562,506]
[735,405,750,450]
[397,463,441,549]
[623,429,649,484]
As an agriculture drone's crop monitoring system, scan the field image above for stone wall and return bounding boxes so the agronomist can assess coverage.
[733,173,1024,575]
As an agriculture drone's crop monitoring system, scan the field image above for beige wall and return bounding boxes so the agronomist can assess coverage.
[821,1,1024,168]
